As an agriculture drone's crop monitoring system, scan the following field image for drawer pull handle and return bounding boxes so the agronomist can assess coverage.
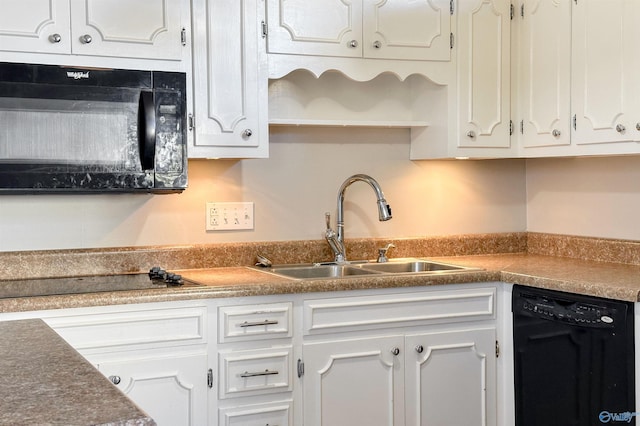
[240,369,279,378]
[239,320,279,328]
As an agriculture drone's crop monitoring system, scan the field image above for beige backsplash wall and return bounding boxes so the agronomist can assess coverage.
[0,127,526,252]
[526,156,640,241]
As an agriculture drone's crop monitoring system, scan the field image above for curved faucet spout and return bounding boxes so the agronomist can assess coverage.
[330,174,392,262]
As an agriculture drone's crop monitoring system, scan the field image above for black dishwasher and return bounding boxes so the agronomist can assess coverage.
[513,285,635,426]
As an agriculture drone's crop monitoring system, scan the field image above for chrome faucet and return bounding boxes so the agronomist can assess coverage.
[325,174,392,263]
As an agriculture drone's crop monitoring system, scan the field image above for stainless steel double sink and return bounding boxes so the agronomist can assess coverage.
[254,258,480,280]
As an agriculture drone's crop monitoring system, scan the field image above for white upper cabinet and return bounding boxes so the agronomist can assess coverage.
[267,0,451,61]
[267,0,363,58]
[571,0,640,147]
[0,0,71,54]
[189,0,268,158]
[455,0,513,154]
[0,0,186,61]
[362,0,451,61]
[69,0,184,61]
[266,0,453,81]
[515,0,571,150]
[515,0,640,156]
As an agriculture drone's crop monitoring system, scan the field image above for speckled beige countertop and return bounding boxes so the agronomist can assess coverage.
[2,252,640,314]
[2,232,640,313]
[0,319,155,425]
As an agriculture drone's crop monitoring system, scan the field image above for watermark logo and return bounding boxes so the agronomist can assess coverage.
[600,411,638,423]
[66,71,90,80]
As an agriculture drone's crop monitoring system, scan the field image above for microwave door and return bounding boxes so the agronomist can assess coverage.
[0,87,153,191]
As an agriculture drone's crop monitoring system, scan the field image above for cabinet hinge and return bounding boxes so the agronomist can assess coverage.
[521,4,525,18]
[261,20,268,38]
[509,120,513,136]
[573,114,577,130]
[510,4,514,20]
[188,113,195,132]
[520,120,524,134]
[450,33,454,49]
[297,359,305,378]
[496,340,500,358]
[207,368,213,388]
[450,0,454,15]
[181,27,187,46]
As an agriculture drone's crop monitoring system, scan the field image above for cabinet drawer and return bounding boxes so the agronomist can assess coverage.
[219,400,293,426]
[218,346,293,399]
[46,306,207,351]
[218,302,292,343]
[304,287,496,335]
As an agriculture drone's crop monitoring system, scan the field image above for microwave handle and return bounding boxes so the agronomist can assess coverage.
[138,90,156,170]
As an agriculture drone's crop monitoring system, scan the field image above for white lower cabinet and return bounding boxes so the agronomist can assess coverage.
[95,351,208,426]
[301,285,498,426]
[302,328,496,426]
[212,298,298,426]
[302,335,405,426]
[405,328,497,426]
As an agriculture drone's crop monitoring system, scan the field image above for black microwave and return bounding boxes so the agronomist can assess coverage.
[0,62,187,193]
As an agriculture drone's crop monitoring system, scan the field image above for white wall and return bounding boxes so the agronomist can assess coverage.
[526,156,640,240]
[0,127,527,252]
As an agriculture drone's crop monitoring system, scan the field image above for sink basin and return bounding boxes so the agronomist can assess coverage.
[255,258,478,280]
[354,260,467,274]
[265,264,378,280]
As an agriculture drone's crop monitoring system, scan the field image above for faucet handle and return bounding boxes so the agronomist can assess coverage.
[377,243,396,263]
[325,212,332,230]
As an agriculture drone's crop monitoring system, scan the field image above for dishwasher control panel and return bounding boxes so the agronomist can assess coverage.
[513,289,620,328]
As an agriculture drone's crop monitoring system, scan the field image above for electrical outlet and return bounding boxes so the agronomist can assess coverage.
[206,202,254,231]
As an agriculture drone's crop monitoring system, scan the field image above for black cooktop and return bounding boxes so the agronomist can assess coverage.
[0,267,201,299]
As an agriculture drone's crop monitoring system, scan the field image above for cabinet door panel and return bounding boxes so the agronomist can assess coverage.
[405,328,496,426]
[518,0,571,148]
[267,0,361,57]
[571,0,636,145]
[98,352,208,426]
[0,0,70,54]
[303,335,404,426]
[69,0,184,60]
[190,0,268,158]
[363,0,450,60]
[457,0,511,148]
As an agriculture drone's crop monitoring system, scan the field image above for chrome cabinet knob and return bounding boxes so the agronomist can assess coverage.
[80,34,93,44]
[109,375,121,385]
[466,131,476,139]
[391,347,400,356]
[348,39,358,48]
[243,129,253,138]
[415,345,424,353]
[49,33,62,43]
[616,124,626,133]
[373,40,382,49]
[636,123,640,131]
[552,129,561,137]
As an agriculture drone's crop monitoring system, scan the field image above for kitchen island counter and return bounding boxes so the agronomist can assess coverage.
[0,319,155,425]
